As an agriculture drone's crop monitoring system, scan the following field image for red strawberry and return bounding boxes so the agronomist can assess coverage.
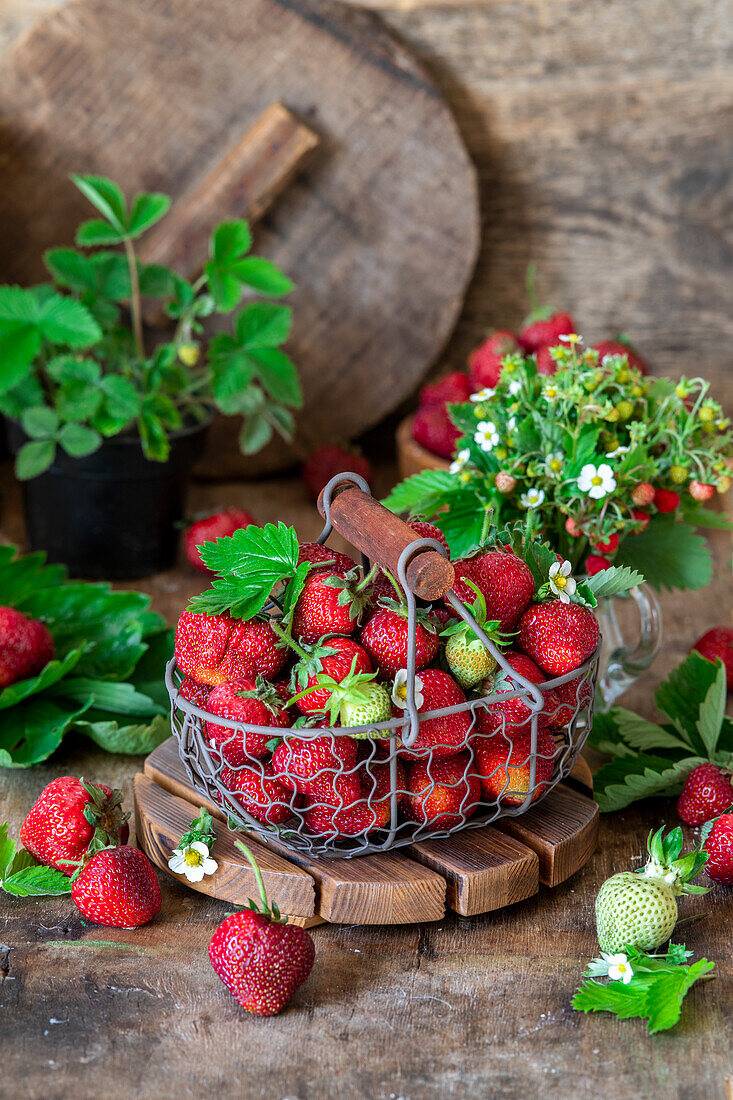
[291,566,369,645]
[393,668,472,758]
[361,605,438,678]
[205,678,288,766]
[535,344,558,376]
[220,763,296,826]
[301,445,372,503]
[565,516,583,538]
[473,727,556,805]
[71,846,161,928]
[20,776,129,875]
[448,548,535,633]
[402,752,481,829]
[677,764,733,827]
[272,734,360,804]
[654,487,680,513]
[591,532,619,554]
[291,637,372,713]
[689,480,715,502]
[519,311,575,353]
[0,606,54,688]
[412,404,460,459]
[474,651,559,736]
[630,482,655,507]
[419,371,473,408]
[551,671,594,727]
[703,814,733,885]
[178,676,212,708]
[468,331,520,390]
[631,508,650,532]
[303,758,404,836]
[175,611,285,685]
[184,508,257,573]
[297,542,356,574]
[209,842,315,1015]
[593,339,647,375]
[691,627,733,688]
[518,600,600,676]
[585,553,612,575]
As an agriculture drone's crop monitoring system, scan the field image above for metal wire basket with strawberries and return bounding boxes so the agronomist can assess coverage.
[166,472,603,859]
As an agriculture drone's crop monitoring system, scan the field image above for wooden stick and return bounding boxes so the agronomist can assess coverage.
[317,483,455,600]
[138,101,319,318]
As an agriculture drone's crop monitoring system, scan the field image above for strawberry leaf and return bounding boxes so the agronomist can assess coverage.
[382,469,458,517]
[585,565,645,600]
[696,661,727,759]
[615,516,712,593]
[1,860,74,896]
[77,713,169,754]
[654,652,719,751]
[191,523,301,621]
[592,753,701,812]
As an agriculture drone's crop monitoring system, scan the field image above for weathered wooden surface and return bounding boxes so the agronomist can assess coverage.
[1,467,731,1098]
[2,0,731,412]
[0,0,479,475]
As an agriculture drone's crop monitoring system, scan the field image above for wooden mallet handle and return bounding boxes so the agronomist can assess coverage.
[317,484,455,601]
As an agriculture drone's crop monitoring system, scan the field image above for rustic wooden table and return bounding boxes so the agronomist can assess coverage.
[1,468,731,1099]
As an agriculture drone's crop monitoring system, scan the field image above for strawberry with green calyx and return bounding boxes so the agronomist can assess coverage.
[20,775,130,875]
[701,813,733,885]
[595,827,708,954]
[267,617,373,715]
[441,579,511,689]
[291,565,375,646]
[205,676,290,766]
[209,841,315,1016]
[291,659,392,735]
[360,599,439,678]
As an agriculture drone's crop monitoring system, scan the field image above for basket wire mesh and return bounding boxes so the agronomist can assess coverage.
[168,472,600,859]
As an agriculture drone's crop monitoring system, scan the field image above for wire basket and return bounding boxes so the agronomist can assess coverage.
[168,473,601,859]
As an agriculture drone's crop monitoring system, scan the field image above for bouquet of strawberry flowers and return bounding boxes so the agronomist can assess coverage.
[388,335,732,589]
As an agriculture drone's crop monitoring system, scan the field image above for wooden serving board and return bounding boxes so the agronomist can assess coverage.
[0,0,479,475]
[135,738,599,926]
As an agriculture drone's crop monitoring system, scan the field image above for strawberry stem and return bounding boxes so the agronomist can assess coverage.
[268,618,310,662]
[235,840,278,919]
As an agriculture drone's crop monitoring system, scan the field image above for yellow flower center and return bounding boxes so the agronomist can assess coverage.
[550,459,562,473]
[592,475,603,486]
[554,574,568,590]
[184,849,203,867]
[395,683,407,703]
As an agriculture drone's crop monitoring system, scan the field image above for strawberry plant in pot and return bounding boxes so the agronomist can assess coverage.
[0,174,301,579]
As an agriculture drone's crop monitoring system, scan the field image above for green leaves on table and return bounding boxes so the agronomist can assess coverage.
[0,545,172,768]
[573,945,714,1033]
[0,823,73,897]
[590,652,733,811]
[188,521,306,621]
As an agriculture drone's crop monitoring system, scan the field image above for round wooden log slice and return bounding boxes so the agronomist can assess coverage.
[0,0,479,476]
[137,738,599,925]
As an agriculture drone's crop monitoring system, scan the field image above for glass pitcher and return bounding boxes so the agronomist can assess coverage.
[595,584,662,708]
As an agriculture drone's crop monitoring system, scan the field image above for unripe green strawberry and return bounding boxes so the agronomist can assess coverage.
[595,827,708,953]
[340,682,392,733]
[290,659,391,738]
[444,632,497,688]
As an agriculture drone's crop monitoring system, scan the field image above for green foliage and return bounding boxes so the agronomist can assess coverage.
[573,945,714,1033]
[0,174,300,478]
[189,522,305,621]
[590,652,733,810]
[0,823,74,896]
[0,546,171,767]
[384,338,731,590]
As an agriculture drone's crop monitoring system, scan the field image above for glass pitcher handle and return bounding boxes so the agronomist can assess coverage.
[598,584,662,707]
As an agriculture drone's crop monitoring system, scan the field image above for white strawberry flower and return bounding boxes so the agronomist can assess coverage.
[607,954,634,984]
[544,451,564,478]
[558,333,580,344]
[474,421,500,451]
[507,416,517,432]
[168,841,218,883]
[520,487,545,509]
[391,670,424,710]
[470,387,495,403]
[577,462,617,500]
[548,559,576,603]
[605,444,630,458]
[508,379,522,396]
[543,382,560,402]
[449,448,471,474]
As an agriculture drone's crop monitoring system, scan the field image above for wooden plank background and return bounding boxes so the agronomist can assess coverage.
[1,0,732,408]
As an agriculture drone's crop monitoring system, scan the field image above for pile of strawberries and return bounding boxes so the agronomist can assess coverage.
[174,524,601,844]
[412,308,646,459]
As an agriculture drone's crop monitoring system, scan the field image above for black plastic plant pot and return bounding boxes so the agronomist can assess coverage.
[6,419,209,580]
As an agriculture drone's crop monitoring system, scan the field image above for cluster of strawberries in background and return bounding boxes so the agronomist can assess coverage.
[411,308,645,461]
[0,605,55,688]
[174,525,602,838]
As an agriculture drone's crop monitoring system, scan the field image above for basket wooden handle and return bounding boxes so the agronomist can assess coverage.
[317,483,455,600]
